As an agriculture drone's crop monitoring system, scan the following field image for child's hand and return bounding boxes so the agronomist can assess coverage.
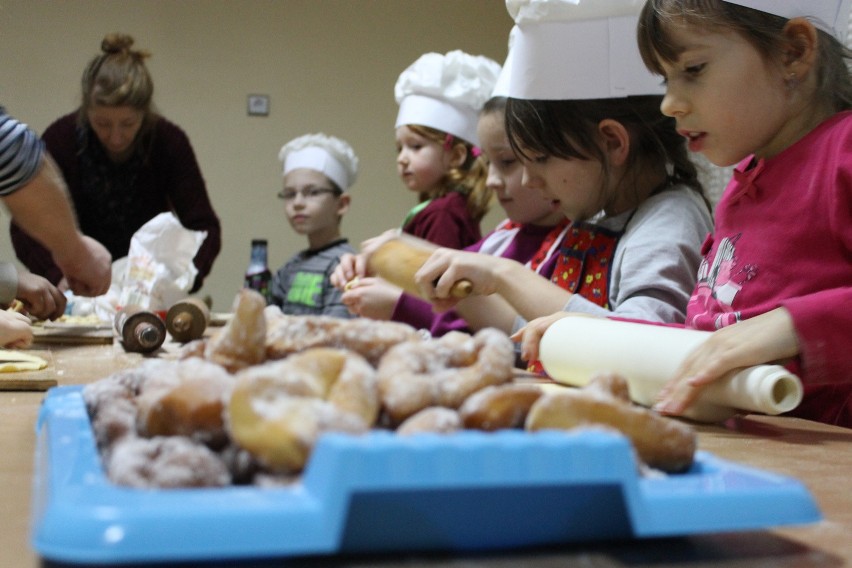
[331,231,412,290]
[330,253,367,290]
[15,272,67,320]
[510,312,574,362]
[414,248,505,311]
[340,277,402,320]
[0,310,34,349]
[654,308,799,416]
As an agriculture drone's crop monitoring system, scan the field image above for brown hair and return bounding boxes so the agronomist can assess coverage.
[78,33,156,121]
[406,124,493,222]
[505,95,708,212]
[637,0,852,112]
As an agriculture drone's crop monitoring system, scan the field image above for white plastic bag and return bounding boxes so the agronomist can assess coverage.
[117,212,207,311]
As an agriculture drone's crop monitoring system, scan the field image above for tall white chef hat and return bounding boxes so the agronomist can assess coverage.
[491,26,519,99]
[723,0,852,42]
[278,133,359,192]
[504,0,663,100]
[394,50,502,146]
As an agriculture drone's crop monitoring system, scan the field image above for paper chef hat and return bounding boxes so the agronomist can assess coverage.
[395,50,502,146]
[504,0,663,100]
[724,0,852,42]
[491,26,519,98]
[278,133,359,192]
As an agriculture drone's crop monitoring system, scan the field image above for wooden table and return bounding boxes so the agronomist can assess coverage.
[1,341,850,568]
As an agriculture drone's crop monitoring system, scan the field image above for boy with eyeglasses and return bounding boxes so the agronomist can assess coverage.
[269,133,358,318]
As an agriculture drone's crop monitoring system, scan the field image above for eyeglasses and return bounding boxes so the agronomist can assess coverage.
[276,187,341,201]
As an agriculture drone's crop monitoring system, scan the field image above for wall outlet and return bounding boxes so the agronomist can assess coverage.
[247,94,269,116]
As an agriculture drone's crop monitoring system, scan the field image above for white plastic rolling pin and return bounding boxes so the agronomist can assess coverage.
[538,316,803,423]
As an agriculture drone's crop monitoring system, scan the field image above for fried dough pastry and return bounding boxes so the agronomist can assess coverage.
[107,436,231,488]
[459,383,544,431]
[377,328,515,425]
[397,407,463,435]
[227,348,379,473]
[136,357,235,447]
[264,307,422,365]
[526,374,696,473]
[205,288,267,372]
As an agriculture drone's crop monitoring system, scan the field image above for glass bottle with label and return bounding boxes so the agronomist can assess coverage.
[244,239,271,302]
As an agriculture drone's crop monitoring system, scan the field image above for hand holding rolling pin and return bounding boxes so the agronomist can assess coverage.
[367,238,474,310]
[330,229,402,291]
[337,232,473,308]
[511,311,574,363]
[412,247,523,313]
[653,307,800,417]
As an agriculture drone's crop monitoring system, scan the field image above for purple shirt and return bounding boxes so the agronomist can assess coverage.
[402,191,481,249]
[392,221,564,336]
[10,112,221,292]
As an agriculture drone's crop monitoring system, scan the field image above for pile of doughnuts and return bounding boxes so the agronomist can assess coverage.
[83,289,696,488]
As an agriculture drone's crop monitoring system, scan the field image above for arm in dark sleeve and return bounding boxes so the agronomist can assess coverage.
[158,121,222,291]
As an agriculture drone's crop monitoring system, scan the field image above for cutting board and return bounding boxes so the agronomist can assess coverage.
[0,349,57,391]
[32,323,115,345]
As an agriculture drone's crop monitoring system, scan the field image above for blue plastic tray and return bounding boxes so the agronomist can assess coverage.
[31,386,821,564]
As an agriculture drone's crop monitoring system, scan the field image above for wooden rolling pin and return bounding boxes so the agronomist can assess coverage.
[165,297,210,342]
[114,306,166,353]
[367,238,473,299]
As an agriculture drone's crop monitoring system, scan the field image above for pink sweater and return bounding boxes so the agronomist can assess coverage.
[686,111,852,426]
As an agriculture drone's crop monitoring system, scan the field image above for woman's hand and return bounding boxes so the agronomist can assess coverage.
[340,277,402,320]
[511,312,574,362]
[654,308,799,416]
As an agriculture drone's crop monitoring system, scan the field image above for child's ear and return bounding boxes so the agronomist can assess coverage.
[448,142,468,169]
[597,119,630,166]
[781,18,818,80]
[336,193,351,217]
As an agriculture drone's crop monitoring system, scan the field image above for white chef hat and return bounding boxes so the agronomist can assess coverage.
[723,0,852,42]
[394,50,502,146]
[278,133,359,192]
[504,0,663,100]
[491,26,518,99]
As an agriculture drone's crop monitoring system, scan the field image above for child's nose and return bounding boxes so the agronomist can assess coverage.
[486,164,503,191]
[660,88,688,118]
[521,167,539,190]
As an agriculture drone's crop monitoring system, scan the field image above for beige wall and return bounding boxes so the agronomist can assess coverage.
[0,0,512,311]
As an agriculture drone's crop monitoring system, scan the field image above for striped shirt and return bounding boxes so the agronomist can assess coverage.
[270,238,355,318]
[0,107,43,196]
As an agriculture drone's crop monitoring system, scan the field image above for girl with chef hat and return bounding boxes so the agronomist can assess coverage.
[414,0,712,371]
[394,50,501,249]
[334,94,570,333]
[635,0,852,428]
[332,35,569,340]
[269,133,359,318]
